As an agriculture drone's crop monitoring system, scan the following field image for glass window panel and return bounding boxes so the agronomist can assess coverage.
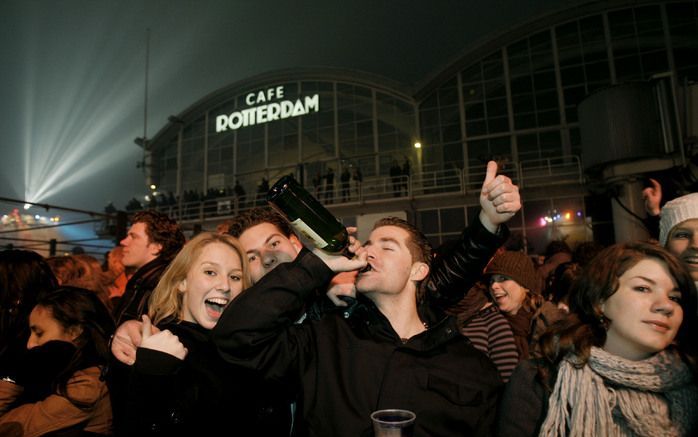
[510,76,533,95]
[441,207,466,233]
[488,116,510,133]
[419,210,439,234]
[465,120,487,136]
[514,113,536,130]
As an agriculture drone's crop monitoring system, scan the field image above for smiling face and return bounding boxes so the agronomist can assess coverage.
[179,242,245,329]
[120,222,162,269]
[602,258,683,361]
[355,225,428,298]
[238,222,302,284]
[489,274,529,315]
[27,305,79,349]
[666,218,698,282]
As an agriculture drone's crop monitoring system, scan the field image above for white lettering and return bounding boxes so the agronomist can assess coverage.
[292,100,306,116]
[216,115,229,132]
[268,102,281,121]
[305,95,319,112]
[214,92,320,133]
[281,101,294,118]
[230,112,243,130]
[258,105,268,123]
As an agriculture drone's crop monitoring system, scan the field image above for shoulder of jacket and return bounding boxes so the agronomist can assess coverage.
[65,366,108,405]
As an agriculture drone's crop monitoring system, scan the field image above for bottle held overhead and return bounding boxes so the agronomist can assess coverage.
[267,174,349,254]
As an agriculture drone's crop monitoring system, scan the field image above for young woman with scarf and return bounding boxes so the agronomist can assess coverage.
[497,242,698,436]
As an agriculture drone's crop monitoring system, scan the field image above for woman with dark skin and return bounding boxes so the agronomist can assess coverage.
[0,286,115,436]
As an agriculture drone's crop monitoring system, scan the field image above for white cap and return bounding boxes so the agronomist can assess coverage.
[659,192,698,246]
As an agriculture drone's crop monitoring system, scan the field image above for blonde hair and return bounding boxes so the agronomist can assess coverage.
[148,232,250,326]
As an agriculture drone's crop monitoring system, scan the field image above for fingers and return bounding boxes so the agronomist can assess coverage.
[141,314,152,340]
[111,334,137,365]
[649,178,661,190]
[327,272,357,307]
[140,329,188,360]
[481,161,497,190]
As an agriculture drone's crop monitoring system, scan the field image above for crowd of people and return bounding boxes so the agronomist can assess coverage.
[1,162,698,436]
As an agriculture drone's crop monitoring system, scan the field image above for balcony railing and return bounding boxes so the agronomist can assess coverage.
[153,155,584,222]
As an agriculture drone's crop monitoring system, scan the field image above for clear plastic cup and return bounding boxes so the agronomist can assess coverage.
[370,409,416,437]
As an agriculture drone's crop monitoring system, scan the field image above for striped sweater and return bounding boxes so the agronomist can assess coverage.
[461,305,519,383]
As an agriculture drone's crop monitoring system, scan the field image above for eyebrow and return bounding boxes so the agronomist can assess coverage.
[365,236,401,247]
[631,275,657,285]
[245,233,284,254]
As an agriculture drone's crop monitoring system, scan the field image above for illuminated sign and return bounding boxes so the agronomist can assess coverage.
[216,85,319,132]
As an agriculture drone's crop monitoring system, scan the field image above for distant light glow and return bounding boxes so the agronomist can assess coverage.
[18,21,150,206]
[149,184,156,190]
[23,203,31,210]
[414,142,422,149]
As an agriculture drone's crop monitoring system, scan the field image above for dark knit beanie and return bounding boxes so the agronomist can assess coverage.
[484,251,539,294]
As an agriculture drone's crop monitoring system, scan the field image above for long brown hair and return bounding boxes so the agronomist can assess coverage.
[148,232,250,326]
[538,242,698,382]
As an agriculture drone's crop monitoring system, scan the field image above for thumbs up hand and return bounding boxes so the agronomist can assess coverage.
[139,315,188,361]
[479,161,521,233]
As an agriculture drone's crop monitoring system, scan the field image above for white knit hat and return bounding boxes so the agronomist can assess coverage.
[659,192,698,246]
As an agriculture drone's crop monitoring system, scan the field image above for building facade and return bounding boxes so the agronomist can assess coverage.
[145,0,698,253]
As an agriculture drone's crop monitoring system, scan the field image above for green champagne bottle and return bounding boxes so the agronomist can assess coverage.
[267,174,349,254]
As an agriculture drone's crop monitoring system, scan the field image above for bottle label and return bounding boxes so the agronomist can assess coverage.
[290,218,329,249]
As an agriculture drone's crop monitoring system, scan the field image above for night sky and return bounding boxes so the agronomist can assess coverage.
[0,0,580,215]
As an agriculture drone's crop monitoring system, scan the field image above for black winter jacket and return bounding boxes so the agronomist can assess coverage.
[125,321,291,436]
[113,256,171,325]
[212,222,505,437]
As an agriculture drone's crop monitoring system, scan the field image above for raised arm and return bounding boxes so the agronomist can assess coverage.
[211,248,355,382]
[426,161,521,308]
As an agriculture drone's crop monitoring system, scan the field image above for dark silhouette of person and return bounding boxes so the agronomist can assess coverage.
[402,156,411,195]
[390,160,402,197]
[233,180,246,208]
[340,168,351,202]
[325,168,335,203]
[353,166,363,196]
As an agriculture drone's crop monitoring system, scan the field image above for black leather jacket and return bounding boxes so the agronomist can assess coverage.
[425,214,509,311]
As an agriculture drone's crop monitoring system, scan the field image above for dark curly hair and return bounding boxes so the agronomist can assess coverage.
[131,210,185,261]
[538,241,698,384]
[223,206,297,239]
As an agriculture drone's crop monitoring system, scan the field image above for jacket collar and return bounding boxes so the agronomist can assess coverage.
[343,294,460,351]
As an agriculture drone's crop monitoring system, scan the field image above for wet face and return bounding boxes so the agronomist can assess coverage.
[27,306,79,349]
[238,223,302,284]
[120,222,162,269]
[179,242,245,330]
[489,274,529,315]
[666,219,698,282]
[602,258,683,361]
[355,225,427,298]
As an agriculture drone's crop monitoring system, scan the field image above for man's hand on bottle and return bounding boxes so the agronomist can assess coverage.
[479,160,521,233]
[313,227,368,274]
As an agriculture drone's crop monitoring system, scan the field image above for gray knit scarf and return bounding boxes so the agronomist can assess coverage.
[539,347,698,437]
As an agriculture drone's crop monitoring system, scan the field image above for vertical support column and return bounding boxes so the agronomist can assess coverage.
[610,178,651,243]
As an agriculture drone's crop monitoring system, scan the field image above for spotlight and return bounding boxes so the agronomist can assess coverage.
[149,184,157,190]
[23,203,31,210]
[414,142,422,149]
